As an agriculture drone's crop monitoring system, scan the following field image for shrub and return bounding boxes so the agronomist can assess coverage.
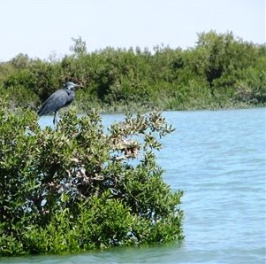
[1,32,265,111]
[0,101,183,256]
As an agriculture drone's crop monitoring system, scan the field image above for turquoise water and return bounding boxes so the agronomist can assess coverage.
[2,108,265,263]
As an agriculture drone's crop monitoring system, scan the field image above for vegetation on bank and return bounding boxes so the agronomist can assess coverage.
[0,31,265,112]
[0,99,183,256]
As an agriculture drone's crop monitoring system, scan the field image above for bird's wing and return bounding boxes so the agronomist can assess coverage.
[37,89,69,116]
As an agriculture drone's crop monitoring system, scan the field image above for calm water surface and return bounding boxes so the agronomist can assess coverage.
[2,108,265,264]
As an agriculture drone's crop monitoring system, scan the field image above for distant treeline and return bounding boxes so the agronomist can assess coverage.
[1,31,265,112]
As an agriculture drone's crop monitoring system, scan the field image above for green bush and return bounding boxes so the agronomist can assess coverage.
[0,101,183,256]
[1,31,265,112]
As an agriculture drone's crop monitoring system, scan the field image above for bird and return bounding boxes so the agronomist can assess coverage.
[37,81,83,124]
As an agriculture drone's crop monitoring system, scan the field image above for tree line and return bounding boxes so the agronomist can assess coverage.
[0,30,265,112]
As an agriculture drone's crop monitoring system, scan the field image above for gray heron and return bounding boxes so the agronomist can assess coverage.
[37,81,83,124]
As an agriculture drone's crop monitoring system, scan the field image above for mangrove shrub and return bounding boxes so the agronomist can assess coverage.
[0,31,265,112]
[0,101,183,256]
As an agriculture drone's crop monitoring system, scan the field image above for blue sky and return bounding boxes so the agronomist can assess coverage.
[0,0,265,61]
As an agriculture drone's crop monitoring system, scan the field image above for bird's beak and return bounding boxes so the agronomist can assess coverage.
[75,84,84,89]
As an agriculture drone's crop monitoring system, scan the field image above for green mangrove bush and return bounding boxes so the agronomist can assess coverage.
[0,31,265,112]
[0,100,183,256]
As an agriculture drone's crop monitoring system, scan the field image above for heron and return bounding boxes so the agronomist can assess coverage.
[37,81,83,124]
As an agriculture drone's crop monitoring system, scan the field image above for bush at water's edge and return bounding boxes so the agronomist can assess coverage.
[0,100,183,256]
[0,31,265,112]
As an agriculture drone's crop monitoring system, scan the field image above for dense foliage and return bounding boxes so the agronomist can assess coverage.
[0,99,183,256]
[0,31,265,112]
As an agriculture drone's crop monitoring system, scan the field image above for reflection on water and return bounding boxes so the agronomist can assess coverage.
[2,108,265,264]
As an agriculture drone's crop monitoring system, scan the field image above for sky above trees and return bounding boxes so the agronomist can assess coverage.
[0,0,264,61]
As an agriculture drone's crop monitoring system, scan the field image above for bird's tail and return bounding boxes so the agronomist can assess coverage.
[37,101,48,116]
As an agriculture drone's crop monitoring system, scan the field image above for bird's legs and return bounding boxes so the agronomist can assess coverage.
[53,111,58,125]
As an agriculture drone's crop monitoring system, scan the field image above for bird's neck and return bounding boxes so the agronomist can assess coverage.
[65,88,74,95]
